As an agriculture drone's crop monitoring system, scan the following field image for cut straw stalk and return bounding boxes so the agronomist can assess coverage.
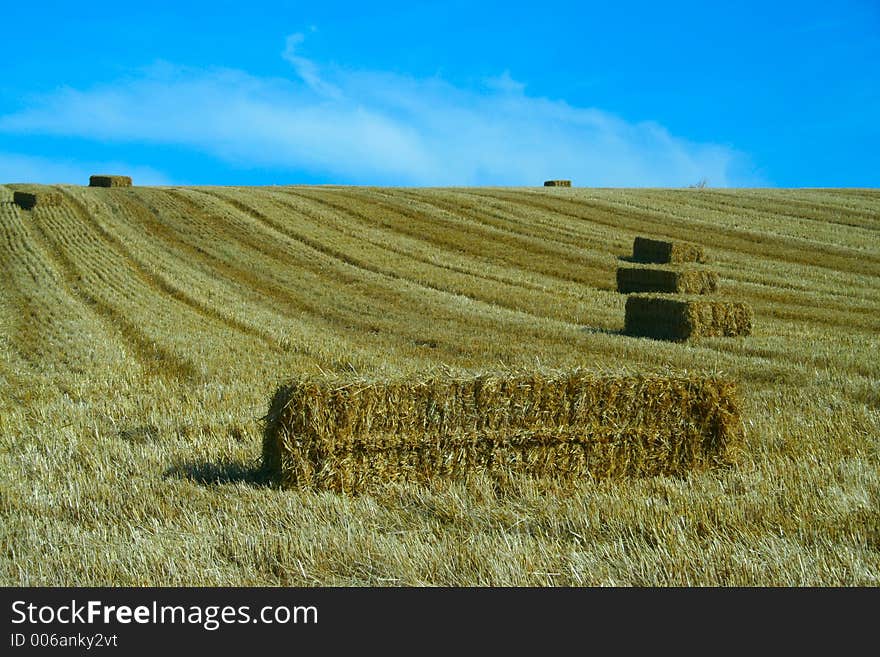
[625,295,753,341]
[13,190,62,210]
[617,265,719,294]
[89,175,132,188]
[631,236,706,264]
[263,370,743,492]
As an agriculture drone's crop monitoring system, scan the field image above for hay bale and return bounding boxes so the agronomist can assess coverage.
[624,295,753,341]
[544,180,572,187]
[616,266,719,295]
[632,236,706,264]
[262,370,743,492]
[13,190,62,210]
[89,175,132,188]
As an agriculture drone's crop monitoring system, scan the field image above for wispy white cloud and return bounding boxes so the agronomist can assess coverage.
[0,151,172,185]
[0,35,760,187]
[282,32,343,100]
[485,71,526,95]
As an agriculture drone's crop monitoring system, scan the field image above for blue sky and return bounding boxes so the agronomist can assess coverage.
[1,0,878,187]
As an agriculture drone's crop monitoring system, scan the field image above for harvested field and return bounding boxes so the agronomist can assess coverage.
[13,190,62,210]
[1,183,878,586]
[89,175,133,187]
[616,265,719,294]
[624,295,754,340]
[631,236,706,263]
[263,370,742,492]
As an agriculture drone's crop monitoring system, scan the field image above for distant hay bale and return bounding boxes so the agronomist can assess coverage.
[617,266,719,295]
[544,180,572,187]
[89,175,132,188]
[13,190,62,210]
[624,295,753,341]
[262,370,743,493]
[632,236,706,264]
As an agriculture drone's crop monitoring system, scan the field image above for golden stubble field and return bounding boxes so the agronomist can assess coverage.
[0,184,877,585]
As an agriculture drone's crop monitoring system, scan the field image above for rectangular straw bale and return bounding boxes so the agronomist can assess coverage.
[616,266,719,294]
[544,180,572,187]
[625,295,753,341]
[632,236,706,264]
[13,190,62,210]
[262,370,743,493]
[89,175,133,187]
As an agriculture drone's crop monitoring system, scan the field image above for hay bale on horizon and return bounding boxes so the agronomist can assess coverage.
[632,236,706,264]
[89,175,132,188]
[544,179,572,187]
[13,190,62,210]
[624,295,753,341]
[617,265,719,295]
[262,369,743,493]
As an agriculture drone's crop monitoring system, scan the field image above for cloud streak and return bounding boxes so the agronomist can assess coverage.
[282,32,343,100]
[0,37,758,187]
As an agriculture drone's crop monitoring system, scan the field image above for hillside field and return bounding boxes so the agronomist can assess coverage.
[0,184,878,585]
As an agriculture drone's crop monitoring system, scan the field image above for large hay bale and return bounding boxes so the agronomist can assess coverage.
[89,175,132,188]
[262,370,743,492]
[617,266,719,295]
[544,180,572,187]
[624,295,753,341]
[13,190,62,210]
[632,236,706,264]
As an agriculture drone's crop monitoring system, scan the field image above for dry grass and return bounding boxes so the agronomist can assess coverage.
[263,370,742,492]
[616,265,719,294]
[0,183,877,586]
[624,295,754,341]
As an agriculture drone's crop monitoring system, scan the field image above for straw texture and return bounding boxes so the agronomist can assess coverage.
[89,175,133,188]
[631,236,706,264]
[617,266,719,294]
[625,295,754,341]
[13,191,62,210]
[263,369,743,492]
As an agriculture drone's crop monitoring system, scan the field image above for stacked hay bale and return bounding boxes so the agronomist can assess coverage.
[13,190,62,210]
[544,179,571,187]
[630,236,705,264]
[624,296,754,341]
[89,175,132,187]
[263,369,743,492]
[617,266,718,295]
[619,237,753,341]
